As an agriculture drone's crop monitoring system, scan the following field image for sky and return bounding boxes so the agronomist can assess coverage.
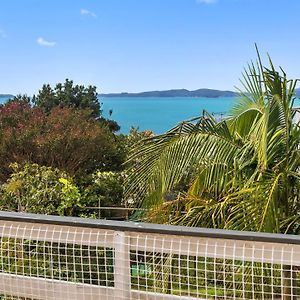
[1,0,300,95]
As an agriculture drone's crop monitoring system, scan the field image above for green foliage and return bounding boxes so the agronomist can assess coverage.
[8,94,31,103]
[58,178,81,216]
[32,79,101,118]
[79,171,124,218]
[117,127,155,164]
[124,127,154,149]
[0,163,81,215]
[125,50,300,236]
[125,49,300,299]
[93,171,124,205]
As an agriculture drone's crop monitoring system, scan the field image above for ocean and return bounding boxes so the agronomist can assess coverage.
[101,96,238,134]
[1,95,300,134]
[1,95,236,134]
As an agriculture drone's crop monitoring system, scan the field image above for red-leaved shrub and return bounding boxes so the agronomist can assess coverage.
[0,100,124,181]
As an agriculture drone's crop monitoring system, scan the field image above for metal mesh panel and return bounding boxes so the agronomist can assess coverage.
[129,234,300,299]
[129,250,293,299]
[0,218,299,299]
[0,222,115,299]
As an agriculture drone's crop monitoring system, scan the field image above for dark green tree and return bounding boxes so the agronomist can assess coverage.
[32,79,101,118]
[8,94,31,104]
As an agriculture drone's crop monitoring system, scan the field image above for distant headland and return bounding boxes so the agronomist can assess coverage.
[0,94,14,100]
[100,89,237,98]
[2,88,300,100]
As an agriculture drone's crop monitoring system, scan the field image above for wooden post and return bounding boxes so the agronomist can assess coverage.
[114,231,131,300]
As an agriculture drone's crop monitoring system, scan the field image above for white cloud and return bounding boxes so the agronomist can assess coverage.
[37,37,56,47]
[80,8,97,18]
[0,29,7,38]
[196,0,217,4]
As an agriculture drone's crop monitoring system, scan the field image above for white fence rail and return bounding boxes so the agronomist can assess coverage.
[0,212,299,299]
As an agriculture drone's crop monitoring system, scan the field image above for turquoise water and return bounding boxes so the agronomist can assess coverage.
[2,95,300,134]
[102,97,300,134]
[2,95,236,133]
[101,96,238,134]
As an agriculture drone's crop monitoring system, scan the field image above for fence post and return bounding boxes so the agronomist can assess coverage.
[114,231,131,300]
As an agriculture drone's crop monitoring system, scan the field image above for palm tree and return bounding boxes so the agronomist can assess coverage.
[125,48,300,299]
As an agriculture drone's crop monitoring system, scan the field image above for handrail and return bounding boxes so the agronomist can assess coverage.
[0,210,299,244]
[0,210,300,299]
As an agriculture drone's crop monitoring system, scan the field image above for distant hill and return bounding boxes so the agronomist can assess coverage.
[296,88,300,98]
[101,89,237,98]
[0,94,14,99]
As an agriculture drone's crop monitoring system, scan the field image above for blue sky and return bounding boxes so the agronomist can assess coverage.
[1,0,300,95]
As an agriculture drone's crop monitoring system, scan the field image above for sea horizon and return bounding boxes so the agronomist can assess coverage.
[102,96,300,134]
[2,94,300,134]
[101,96,237,134]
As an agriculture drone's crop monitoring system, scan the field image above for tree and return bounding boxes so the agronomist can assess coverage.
[126,50,300,233]
[0,101,124,181]
[117,127,154,163]
[32,79,101,118]
[125,50,300,298]
[8,94,31,103]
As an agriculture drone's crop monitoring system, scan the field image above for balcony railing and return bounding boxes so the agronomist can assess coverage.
[0,211,299,299]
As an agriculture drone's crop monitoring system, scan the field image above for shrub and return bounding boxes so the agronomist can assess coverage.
[78,171,124,218]
[0,163,81,216]
[0,101,124,181]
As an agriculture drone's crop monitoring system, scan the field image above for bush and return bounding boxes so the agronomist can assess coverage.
[79,171,124,218]
[0,163,80,216]
[0,101,124,181]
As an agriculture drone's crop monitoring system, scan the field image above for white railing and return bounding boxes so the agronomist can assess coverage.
[0,211,299,299]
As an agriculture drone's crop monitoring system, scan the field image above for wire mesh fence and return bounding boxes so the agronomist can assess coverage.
[0,212,299,299]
